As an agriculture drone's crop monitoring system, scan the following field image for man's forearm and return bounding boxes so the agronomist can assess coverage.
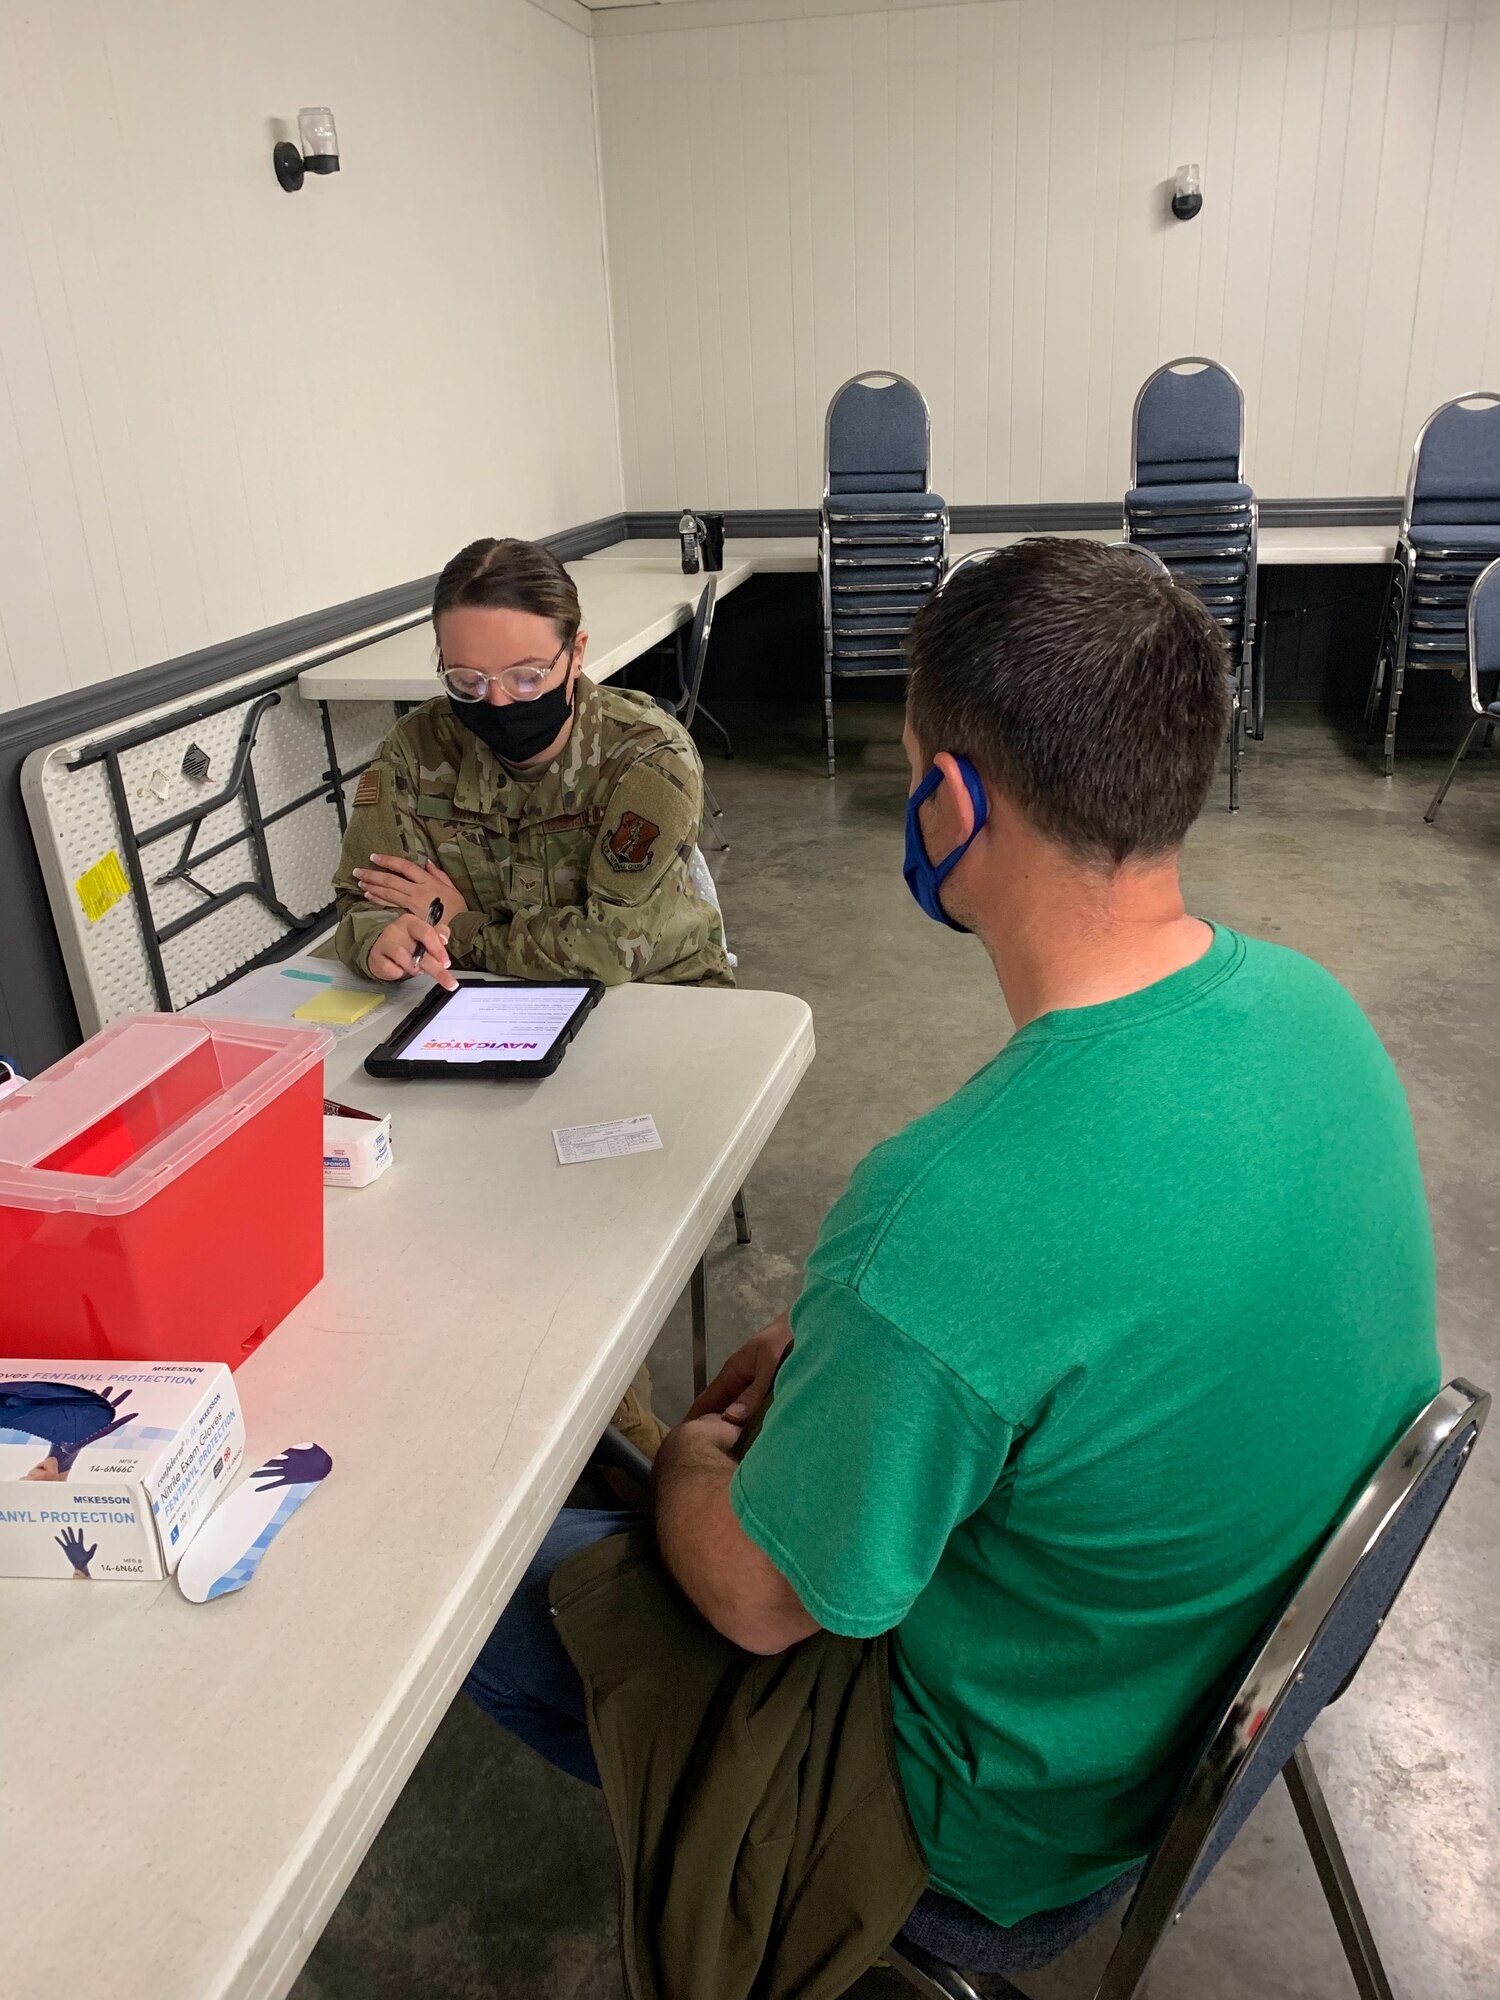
[654,1420,818,1656]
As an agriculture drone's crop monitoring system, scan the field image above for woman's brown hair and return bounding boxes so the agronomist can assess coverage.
[432,538,581,643]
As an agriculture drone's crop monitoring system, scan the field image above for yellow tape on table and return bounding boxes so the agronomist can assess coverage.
[75,850,132,925]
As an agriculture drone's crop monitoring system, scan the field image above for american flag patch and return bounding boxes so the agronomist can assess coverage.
[353,767,382,807]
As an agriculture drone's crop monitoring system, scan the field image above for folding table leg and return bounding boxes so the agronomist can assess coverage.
[691,1257,709,1399]
[732,1187,751,1245]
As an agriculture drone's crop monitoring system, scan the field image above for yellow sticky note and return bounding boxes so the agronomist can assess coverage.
[75,850,132,925]
[294,987,386,1026]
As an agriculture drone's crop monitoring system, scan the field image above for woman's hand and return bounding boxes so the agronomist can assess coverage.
[367,913,457,991]
[354,853,468,923]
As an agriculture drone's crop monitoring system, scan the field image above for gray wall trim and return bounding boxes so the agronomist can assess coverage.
[626,497,1403,539]
[0,512,629,1071]
[548,510,629,560]
[1257,495,1402,526]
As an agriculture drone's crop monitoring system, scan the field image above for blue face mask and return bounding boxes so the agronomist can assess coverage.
[903,758,989,932]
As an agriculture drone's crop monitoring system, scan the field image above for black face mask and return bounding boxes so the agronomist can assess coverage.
[449,676,575,765]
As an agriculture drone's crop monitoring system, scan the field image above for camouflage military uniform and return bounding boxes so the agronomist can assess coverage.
[333,676,729,1463]
[333,676,733,989]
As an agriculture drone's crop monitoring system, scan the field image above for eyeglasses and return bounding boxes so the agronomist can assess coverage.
[437,633,574,703]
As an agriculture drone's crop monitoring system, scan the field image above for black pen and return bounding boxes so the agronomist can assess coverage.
[411,896,445,973]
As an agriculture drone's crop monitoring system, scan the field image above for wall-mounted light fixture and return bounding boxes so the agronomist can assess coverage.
[273,108,340,193]
[1171,162,1203,222]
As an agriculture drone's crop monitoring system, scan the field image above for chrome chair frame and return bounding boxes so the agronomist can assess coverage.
[1366,391,1500,776]
[1109,539,1172,579]
[937,547,1001,590]
[820,371,948,778]
[1127,355,1248,490]
[1425,554,1500,823]
[1124,358,1260,799]
[886,1378,1489,2000]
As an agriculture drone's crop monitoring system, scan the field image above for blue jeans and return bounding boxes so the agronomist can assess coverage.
[462,1506,640,1786]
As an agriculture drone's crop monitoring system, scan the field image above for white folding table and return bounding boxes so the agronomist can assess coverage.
[298,557,754,705]
[0,979,814,2000]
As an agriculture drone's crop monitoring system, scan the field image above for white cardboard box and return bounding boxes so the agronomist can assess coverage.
[0,1360,245,1581]
[323,1098,392,1188]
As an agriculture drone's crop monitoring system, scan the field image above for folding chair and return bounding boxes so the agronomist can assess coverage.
[887,1376,1489,2000]
[1425,555,1500,823]
[1123,358,1258,808]
[1366,393,1500,776]
[657,579,727,852]
[821,373,949,777]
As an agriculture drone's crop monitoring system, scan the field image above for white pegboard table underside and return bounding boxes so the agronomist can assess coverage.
[22,625,419,1036]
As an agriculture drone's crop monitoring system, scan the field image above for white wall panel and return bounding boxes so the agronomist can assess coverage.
[594,0,1498,510]
[0,0,621,716]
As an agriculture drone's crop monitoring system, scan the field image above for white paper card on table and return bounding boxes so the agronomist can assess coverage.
[553,1114,663,1166]
[177,1443,333,1603]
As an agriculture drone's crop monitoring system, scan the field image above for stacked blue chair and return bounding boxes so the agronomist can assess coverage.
[1123,358,1257,811]
[820,372,948,777]
[1424,555,1500,824]
[1365,392,1500,776]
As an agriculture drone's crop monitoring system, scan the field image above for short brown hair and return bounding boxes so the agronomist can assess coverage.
[906,538,1231,864]
[432,537,580,643]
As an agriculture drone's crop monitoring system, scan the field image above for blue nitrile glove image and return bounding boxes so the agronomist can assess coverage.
[0,1381,137,1480]
[55,1528,97,1580]
[177,1442,334,1604]
[252,1444,333,1492]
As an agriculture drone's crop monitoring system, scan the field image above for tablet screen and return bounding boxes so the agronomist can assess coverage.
[395,983,589,1065]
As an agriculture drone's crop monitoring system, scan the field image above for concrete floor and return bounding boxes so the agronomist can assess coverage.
[293,700,1500,2000]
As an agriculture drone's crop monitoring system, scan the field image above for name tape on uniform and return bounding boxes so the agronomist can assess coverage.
[553,1114,663,1166]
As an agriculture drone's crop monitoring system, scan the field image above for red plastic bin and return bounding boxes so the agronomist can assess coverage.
[0,1014,333,1369]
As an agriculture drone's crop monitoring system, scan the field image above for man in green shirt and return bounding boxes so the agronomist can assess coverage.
[464,539,1438,1949]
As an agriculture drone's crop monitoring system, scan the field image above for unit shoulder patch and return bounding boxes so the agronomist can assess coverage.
[602,809,662,873]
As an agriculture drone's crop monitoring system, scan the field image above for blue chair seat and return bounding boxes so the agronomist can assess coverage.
[1408,607,1468,629]
[1407,524,1500,552]
[828,522,944,542]
[829,564,940,587]
[1128,535,1252,562]
[1126,481,1253,509]
[827,489,946,515]
[899,1867,1142,1977]
[830,598,923,614]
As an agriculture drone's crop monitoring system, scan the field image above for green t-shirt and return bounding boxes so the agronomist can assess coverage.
[731,925,1438,1925]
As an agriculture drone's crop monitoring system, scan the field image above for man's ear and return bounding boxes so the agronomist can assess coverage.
[931,751,977,845]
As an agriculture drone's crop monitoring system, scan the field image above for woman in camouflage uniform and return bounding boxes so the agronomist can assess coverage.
[333,537,733,1456]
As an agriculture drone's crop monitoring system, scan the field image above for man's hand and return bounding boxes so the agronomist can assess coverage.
[654,1408,818,1656]
[354,853,468,923]
[367,913,458,991]
[686,1311,793,1424]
